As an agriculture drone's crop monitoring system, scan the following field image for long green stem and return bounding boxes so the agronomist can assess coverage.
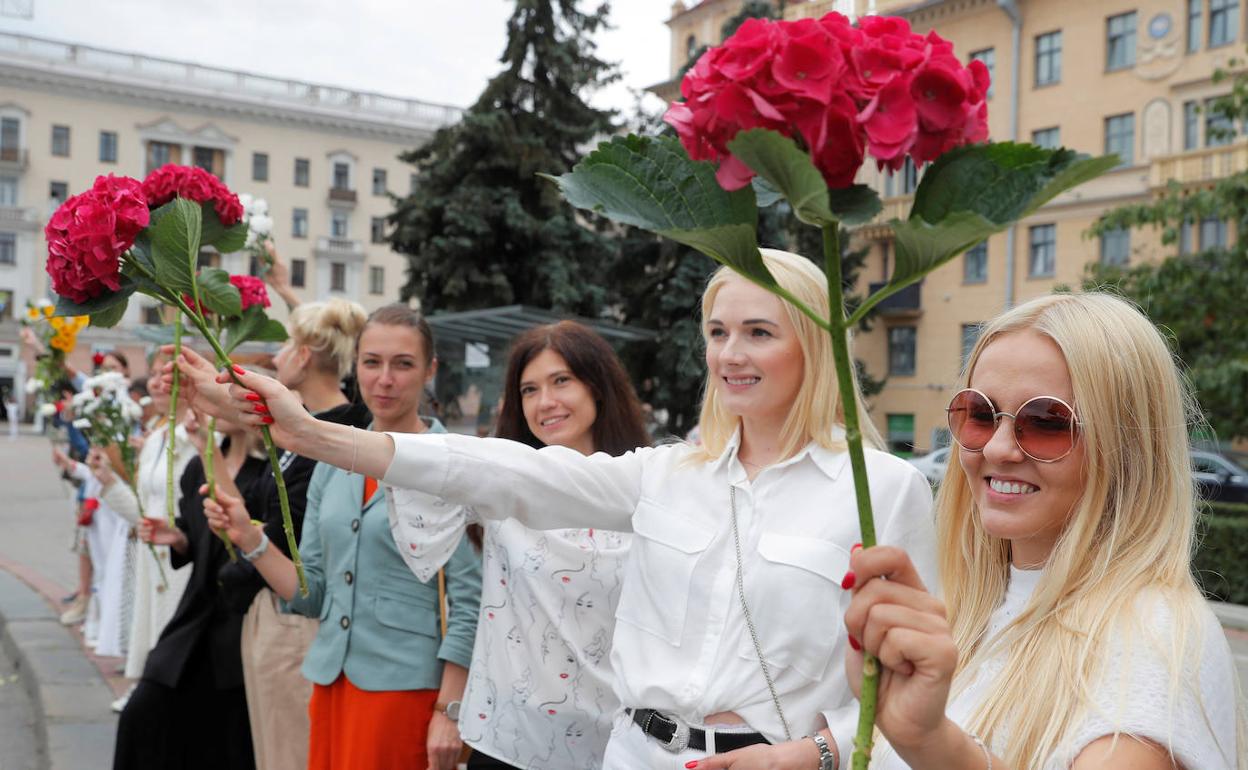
[201,416,238,562]
[166,313,182,527]
[822,223,880,769]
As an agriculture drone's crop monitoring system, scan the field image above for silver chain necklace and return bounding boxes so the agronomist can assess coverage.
[729,484,793,741]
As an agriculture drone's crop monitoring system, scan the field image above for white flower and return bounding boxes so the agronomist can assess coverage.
[25,378,43,394]
[250,213,272,236]
[35,298,53,310]
[139,396,153,407]
[238,193,253,211]
[39,403,57,417]
[72,418,90,429]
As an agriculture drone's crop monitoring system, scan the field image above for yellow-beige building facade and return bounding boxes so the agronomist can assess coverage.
[660,0,1243,453]
[0,30,459,403]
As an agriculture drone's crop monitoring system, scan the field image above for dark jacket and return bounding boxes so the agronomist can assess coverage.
[141,444,269,690]
[217,400,371,614]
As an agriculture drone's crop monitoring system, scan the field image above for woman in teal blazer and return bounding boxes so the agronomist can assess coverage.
[205,304,481,770]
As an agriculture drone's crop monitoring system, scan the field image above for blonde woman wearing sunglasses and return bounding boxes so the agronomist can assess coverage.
[836,292,1244,770]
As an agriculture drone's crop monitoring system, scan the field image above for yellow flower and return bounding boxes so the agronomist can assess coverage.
[42,306,54,318]
[49,317,65,331]
[26,307,38,320]
[73,316,89,330]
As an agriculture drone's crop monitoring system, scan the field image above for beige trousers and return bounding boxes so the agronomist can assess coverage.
[241,587,319,770]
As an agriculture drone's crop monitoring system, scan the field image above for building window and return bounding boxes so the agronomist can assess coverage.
[142,305,163,325]
[1200,217,1227,249]
[331,211,349,238]
[252,152,269,182]
[290,258,306,288]
[294,158,310,187]
[1184,100,1200,150]
[145,141,178,174]
[1106,12,1137,71]
[960,323,983,368]
[1205,96,1235,146]
[370,217,386,244]
[332,162,350,191]
[1035,31,1062,87]
[292,208,308,238]
[970,48,995,97]
[192,146,220,176]
[369,266,384,295]
[50,125,70,157]
[372,168,387,196]
[1032,126,1060,149]
[1104,113,1135,166]
[886,414,916,457]
[1180,219,1195,254]
[888,326,916,376]
[49,181,68,205]
[0,117,19,158]
[98,131,117,164]
[330,262,346,292]
[964,241,988,283]
[0,176,16,206]
[686,34,698,61]
[1189,0,1203,52]
[1100,227,1130,265]
[0,233,14,265]
[409,173,420,195]
[1210,0,1239,47]
[1028,224,1056,277]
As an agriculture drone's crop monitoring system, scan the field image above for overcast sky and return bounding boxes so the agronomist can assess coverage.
[0,0,676,114]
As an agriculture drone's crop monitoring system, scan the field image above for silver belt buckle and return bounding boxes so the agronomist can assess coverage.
[649,711,690,753]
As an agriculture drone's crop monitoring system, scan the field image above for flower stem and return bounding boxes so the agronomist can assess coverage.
[201,416,238,562]
[822,222,880,770]
[166,313,182,527]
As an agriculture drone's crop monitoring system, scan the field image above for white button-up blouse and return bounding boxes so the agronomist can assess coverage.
[382,428,936,751]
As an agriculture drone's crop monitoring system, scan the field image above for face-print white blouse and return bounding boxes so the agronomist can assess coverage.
[383,429,937,758]
[387,493,631,770]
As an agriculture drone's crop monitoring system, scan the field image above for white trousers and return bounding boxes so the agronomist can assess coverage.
[601,710,762,770]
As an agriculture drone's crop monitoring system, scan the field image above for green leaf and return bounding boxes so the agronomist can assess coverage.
[148,198,202,293]
[53,277,137,318]
[752,177,784,208]
[543,134,776,288]
[728,129,834,227]
[88,300,129,329]
[849,143,1117,325]
[827,185,883,226]
[222,305,287,353]
[201,204,248,253]
[197,268,242,318]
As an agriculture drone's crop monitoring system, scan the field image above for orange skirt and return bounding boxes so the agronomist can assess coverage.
[307,675,438,770]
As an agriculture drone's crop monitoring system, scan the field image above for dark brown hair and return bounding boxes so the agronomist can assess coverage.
[495,321,651,455]
[357,303,435,365]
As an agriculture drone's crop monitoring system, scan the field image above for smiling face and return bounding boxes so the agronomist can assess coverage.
[960,330,1086,567]
[355,323,435,430]
[520,348,597,456]
[704,276,804,432]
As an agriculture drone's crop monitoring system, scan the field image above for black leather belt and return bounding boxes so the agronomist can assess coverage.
[630,708,770,753]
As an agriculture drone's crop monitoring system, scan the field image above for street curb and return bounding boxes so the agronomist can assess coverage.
[1212,600,1248,632]
[0,569,117,770]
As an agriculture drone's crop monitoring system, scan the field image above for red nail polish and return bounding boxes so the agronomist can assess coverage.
[851,542,862,554]
[841,571,856,590]
[232,364,246,375]
[685,763,699,769]
[261,416,274,425]
[848,634,861,652]
[244,393,261,403]
[253,404,269,414]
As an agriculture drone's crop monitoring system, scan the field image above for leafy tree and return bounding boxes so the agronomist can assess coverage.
[389,0,618,315]
[1086,58,1248,441]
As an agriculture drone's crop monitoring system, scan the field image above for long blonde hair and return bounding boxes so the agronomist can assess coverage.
[690,248,881,463]
[938,292,1244,768]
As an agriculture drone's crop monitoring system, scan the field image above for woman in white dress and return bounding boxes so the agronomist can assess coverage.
[825,293,1245,770]
[389,320,650,770]
[189,249,938,770]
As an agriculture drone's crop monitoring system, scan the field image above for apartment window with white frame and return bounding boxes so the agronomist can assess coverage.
[963,241,988,283]
[99,131,118,164]
[1210,0,1239,47]
[51,125,70,157]
[1029,224,1056,277]
[1184,100,1200,150]
[0,117,19,158]
[369,266,384,295]
[1189,0,1203,52]
[0,176,16,207]
[330,262,346,292]
[49,181,68,205]
[1100,227,1130,266]
[332,162,350,191]
[1205,96,1235,146]
[888,327,917,376]
[371,217,386,244]
[1032,127,1060,149]
[331,211,349,238]
[252,152,269,182]
[1104,113,1135,166]
[294,158,310,187]
[1035,31,1062,86]
[1200,217,1227,249]
[372,168,387,196]
[0,233,15,265]
[290,258,306,288]
[292,208,308,238]
[1106,12,1137,71]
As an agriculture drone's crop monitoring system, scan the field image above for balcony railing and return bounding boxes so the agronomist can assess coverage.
[314,236,365,261]
[328,187,358,206]
[1150,142,1248,188]
[0,205,39,229]
[0,146,29,171]
[866,280,922,316]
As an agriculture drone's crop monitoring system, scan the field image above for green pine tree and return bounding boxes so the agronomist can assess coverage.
[390,0,618,315]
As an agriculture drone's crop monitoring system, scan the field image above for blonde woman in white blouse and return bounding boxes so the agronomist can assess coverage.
[192,249,938,770]
[835,294,1244,770]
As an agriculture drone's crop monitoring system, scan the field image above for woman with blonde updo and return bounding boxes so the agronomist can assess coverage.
[176,298,372,770]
